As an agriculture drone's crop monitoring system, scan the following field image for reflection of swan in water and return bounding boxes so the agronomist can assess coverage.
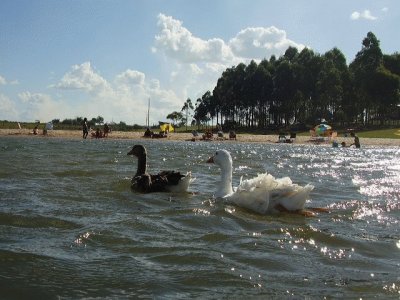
[127,145,194,193]
[207,149,314,214]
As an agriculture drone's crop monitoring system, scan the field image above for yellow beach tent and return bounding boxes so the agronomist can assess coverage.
[160,123,174,132]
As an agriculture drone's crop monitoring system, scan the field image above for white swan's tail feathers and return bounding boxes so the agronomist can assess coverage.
[269,183,314,212]
[233,172,314,213]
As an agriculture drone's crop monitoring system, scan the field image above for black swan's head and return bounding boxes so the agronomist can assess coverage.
[127,145,147,157]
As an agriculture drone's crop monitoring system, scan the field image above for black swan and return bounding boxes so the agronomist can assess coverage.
[127,145,194,193]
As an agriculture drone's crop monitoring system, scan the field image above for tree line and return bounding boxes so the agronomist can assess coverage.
[183,32,400,130]
[50,116,142,131]
[53,116,104,126]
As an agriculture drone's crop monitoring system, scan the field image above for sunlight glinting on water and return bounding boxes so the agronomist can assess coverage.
[1,137,399,298]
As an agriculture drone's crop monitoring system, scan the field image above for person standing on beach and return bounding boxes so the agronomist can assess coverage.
[350,132,360,148]
[104,123,110,137]
[82,118,89,139]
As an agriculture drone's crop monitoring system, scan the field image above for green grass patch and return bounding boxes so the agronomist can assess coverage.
[297,128,400,139]
[356,128,400,139]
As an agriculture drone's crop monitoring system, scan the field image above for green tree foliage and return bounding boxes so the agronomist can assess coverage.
[166,111,184,126]
[350,32,400,124]
[96,116,104,124]
[383,52,400,75]
[181,98,194,131]
[193,91,214,129]
[191,31,399,129]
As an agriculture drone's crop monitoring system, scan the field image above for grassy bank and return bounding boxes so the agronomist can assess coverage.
[355,128,400,139]
[296,128,400,139]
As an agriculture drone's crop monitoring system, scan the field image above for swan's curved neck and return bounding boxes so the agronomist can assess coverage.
[217,163,234,197]
[136,154,147,176]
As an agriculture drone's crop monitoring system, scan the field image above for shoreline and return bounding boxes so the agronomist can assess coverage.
[1,128,399,147]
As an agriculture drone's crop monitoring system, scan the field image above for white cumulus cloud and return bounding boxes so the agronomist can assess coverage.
[17,91,71,122]
[153,13,235,64]
[350,10,377,21]
[229,26,305,59]
[55,62,113,96]
[0,75,6,85]
[0,75,17,85]
[0,94,18,120]
[154,14,305,64]
[151,14,306,108]
[53,61,182,124]
[115,69,145,86]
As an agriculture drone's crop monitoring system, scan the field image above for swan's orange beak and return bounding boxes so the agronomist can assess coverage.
[206,156,214,163]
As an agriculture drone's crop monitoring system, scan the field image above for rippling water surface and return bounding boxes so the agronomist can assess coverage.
[0,136,399,298]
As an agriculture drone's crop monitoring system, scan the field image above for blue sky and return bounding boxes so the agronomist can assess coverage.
[0,0,399,125]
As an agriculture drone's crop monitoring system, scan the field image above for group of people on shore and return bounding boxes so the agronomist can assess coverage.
[31,123,50,136]
[82,118,110,139]
[333,132,361,148]
[81,117,361,148]
[143,127,168,139]
[350,132,361,148]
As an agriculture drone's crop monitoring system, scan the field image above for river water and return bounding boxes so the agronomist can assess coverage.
[0,136,399,299]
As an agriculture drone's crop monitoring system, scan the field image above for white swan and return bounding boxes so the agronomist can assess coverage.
[207,149,314,214]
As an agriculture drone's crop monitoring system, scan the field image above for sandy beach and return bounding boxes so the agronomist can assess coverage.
[1,128,399,147]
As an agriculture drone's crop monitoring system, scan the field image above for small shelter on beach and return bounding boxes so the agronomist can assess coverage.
[145,122,174,139]
[159,123,174,133]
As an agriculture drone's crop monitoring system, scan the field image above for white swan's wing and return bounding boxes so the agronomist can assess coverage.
[227,187,270,214]
[226,173,274,214]
[228,173,314,213]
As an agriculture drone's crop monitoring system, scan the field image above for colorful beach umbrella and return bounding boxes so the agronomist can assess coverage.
[314,124,332,136]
